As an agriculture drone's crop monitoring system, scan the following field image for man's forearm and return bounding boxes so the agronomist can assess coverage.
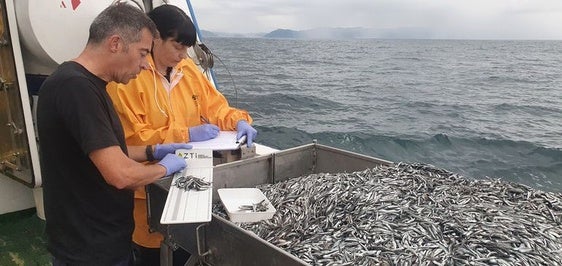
[127,145,152,162]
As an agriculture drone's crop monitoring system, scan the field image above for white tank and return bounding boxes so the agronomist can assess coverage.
[14,0,125,74]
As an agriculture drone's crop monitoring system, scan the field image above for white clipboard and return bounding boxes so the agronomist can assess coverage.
[187,131,244,151]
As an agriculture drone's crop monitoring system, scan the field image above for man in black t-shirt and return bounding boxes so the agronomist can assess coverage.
[37,4,190,266]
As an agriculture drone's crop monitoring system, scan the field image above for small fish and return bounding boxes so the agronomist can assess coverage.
[213,162,562,265]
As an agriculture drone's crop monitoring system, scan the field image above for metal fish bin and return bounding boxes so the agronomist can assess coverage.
[147,143,392,266]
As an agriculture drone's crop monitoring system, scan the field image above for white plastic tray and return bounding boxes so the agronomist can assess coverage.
[218,188,276,223]
[160,149,213,224]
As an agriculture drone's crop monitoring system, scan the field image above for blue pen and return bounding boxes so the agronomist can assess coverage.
[236,135,247,144]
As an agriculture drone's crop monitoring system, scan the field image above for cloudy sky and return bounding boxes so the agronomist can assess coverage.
[188,0,562,39]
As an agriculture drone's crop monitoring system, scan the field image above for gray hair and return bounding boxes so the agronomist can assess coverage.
[88,3,157,46]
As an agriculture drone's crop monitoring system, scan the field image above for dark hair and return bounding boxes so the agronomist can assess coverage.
[148,5,197,47]
[88,3,157,45]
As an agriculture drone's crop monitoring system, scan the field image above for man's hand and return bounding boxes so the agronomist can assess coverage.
[157,154,187,176]
[153,143,193,160]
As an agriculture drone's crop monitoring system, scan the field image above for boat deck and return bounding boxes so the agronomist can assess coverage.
[0,144,279,266]
[0,208,50,266]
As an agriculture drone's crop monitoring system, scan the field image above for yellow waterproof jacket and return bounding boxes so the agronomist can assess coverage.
[107,56,252,248]
[107,55,252,146]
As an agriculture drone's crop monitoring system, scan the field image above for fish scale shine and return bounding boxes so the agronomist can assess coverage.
[213,162,562,265]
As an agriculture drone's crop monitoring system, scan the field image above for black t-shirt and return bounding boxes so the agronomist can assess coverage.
[37,61,133,265]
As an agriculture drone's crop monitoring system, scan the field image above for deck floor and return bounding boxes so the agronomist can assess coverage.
[0,208,50,266]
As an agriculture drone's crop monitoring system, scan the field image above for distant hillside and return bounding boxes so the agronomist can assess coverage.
[199,29,264,38]
[264,27,367,39]
[201,27,433,39]
[264,29,300,38]
[200,29,219,38]
[264,27,432,39]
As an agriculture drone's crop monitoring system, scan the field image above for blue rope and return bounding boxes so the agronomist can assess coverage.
[185,0,220,89]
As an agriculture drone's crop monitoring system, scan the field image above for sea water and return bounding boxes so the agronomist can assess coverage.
[205,38,562,193]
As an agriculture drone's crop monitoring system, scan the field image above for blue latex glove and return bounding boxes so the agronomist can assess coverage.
[153,143,193,160]
[157,153,187,176]
[189,124,219,142]
[236,120,258,147]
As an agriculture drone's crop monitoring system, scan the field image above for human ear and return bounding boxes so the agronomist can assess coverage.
[108,35,121,53]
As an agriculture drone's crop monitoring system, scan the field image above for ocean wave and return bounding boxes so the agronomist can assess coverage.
[256,126,562,192]
[492,102,562,116]
[207,38,562,193]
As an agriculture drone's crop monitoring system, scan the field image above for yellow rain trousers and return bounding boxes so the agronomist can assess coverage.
[107,55,252,248]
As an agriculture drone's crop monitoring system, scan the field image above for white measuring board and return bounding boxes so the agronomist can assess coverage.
[160,149,213,224]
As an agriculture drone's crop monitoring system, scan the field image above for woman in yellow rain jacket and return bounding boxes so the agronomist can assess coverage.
[106,4,257,266]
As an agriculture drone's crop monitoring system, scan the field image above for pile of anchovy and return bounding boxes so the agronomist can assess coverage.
[238,199,270,212]
[214,162,562,265]
[172,175,211,191]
